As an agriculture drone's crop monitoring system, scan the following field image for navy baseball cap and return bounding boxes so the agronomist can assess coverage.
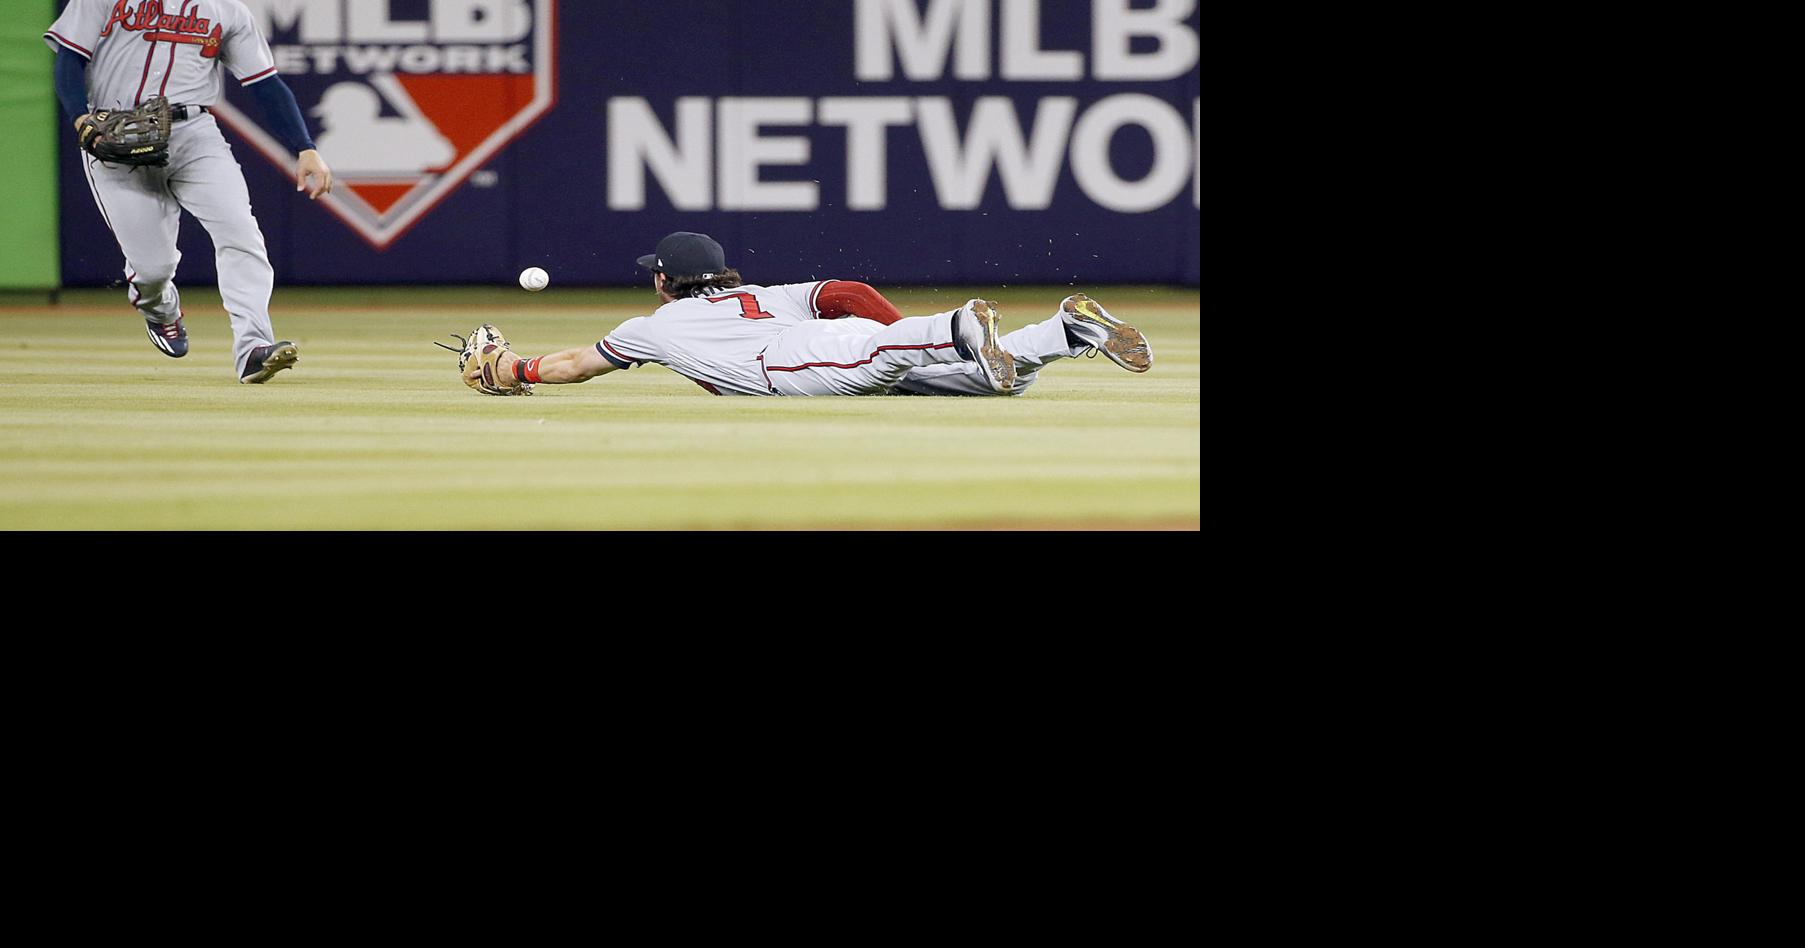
[636,232,728,278]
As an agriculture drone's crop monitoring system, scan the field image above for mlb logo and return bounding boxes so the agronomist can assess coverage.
[216,0,558,250]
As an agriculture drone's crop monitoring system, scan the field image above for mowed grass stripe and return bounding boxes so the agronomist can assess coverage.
[2,289,1198,530]
[1,478,1202,530]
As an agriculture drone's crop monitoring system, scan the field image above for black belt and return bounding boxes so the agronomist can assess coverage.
[171,105,209,122]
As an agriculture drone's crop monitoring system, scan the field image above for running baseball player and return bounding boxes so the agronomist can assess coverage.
[46,0,332,383]
[462,233,1152,398]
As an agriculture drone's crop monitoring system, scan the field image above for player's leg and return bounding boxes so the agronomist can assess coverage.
[892,311,1071,396]
[762,317,943,396]
[164,120,285,380]
[763,301,1011,396]
[892,294,1152,396]
[80,155,188,357]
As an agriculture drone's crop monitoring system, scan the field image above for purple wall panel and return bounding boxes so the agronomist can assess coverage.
[59,0,1201,287]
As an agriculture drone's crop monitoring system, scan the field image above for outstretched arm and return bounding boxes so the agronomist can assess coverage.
[524,343,618,384]
[477,343,619,389]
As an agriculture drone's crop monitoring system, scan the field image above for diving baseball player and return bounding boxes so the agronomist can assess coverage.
[46,0,333,383]
[463,233,1153,398]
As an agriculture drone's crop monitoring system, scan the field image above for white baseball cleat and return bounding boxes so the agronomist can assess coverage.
[955,299,1016,395]
[1062,294,1152,374]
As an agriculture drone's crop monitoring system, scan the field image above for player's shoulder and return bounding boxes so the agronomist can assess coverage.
[654,287,760,312]
[705,283,781,297]
[653,296,713,318]
[206,1,256,25]
[742,281,828,308]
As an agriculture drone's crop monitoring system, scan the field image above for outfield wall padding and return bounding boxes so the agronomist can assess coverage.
[56,0,1200,288]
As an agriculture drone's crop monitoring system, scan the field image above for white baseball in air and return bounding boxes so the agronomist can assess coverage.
[519,267,550,292]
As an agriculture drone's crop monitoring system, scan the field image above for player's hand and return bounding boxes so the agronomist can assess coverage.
[297,149,332,200]
[464,348,522,393]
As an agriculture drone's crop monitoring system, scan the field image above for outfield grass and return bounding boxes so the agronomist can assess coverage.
[0,286,1199,530]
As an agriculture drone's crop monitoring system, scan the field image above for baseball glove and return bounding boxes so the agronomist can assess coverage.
[78,97,172,167]
[435,324,533,396]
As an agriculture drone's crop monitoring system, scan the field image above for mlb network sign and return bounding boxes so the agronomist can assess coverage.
[210,0,1195,256]
[216,0,557,249]
[608,0,1200,216]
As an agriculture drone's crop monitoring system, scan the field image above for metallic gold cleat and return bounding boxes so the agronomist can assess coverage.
[956,299,1016,395]
[1062,294,1152,374]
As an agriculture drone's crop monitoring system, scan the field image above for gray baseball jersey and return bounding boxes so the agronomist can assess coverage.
[598,283,837,396]
[46,0,279,111]
[598,284,993,397]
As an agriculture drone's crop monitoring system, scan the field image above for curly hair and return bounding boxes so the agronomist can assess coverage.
[662,268,746,299]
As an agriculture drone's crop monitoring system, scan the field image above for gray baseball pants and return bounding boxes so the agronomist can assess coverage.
[892,310,1082,396]
[80,112,276,378]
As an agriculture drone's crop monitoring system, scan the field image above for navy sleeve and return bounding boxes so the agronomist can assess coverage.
[247,76,317,153]
[596,341,635,370]
[54,47,88,121]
